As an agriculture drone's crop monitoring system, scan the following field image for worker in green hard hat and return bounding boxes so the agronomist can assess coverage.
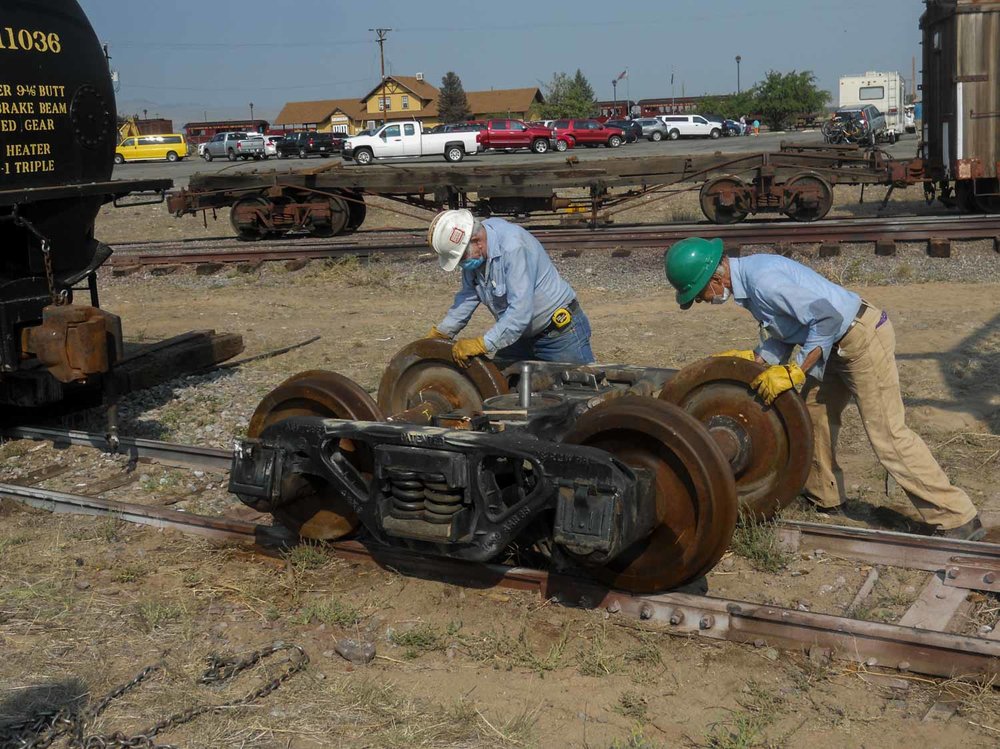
[662,236,985,541]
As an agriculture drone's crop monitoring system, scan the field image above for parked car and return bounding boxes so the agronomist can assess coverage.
[632,118,669,142]
[721,119,742,137]
[342,120,480,164]
[829,104,888,145]
[550,119,625,149]
[656,115,722,140]
[477,119,569,154]
[201,132,265,161]
[605,119,642,143]
[263,135,284,157]
[276,131,341,159]
[114,133,188,163]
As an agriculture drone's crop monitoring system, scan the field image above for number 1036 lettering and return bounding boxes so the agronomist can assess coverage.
[0,28,62,53]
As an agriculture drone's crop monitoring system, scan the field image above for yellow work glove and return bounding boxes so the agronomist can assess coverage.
[712,349,756,361]
[426,325,451,340]
[751,363,806,405]
[452,336,488,368]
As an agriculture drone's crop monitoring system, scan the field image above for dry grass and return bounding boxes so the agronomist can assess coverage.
[701,680,786,749]
[459,621,571,673]
[730,515,791,574]
[303,254,405,289]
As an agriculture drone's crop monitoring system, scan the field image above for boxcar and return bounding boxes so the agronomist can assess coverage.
[920,0,1000,211]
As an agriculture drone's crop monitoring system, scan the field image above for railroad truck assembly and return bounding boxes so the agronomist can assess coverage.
[229,340,813,593]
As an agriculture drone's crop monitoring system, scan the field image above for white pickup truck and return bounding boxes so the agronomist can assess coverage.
[342,121,480,165]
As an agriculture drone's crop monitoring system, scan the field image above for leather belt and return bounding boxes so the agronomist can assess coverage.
[540,299,580,335]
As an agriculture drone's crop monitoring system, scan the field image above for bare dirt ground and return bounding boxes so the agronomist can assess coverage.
[2,194,1000,748]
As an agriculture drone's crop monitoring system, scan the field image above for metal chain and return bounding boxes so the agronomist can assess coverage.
[2,643,308,749]
[8,204,65,306]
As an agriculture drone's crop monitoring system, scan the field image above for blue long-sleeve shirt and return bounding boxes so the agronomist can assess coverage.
[729,255,861,380]
[437,218,577,354]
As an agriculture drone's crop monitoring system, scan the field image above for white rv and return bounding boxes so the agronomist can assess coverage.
[839,71,907,137]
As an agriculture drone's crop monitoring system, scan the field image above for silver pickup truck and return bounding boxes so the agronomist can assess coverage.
[202,131,266,162]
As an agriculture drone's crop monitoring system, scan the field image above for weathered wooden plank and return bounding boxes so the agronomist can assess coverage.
[898,572,969,631]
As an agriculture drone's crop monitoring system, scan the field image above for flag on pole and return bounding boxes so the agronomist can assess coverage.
[617,69,628,81]
[670,72,674,85]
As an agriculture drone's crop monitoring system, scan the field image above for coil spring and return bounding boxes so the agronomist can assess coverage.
[387,470,425,519]
[422,474,463,524]
[386,471,464,523]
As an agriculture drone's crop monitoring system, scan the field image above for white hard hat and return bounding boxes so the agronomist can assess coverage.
[428,209,475,271]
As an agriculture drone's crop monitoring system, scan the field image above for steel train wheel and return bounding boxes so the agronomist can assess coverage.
[376,339,508,417]
[700,175,750,224]
[659,357,813,519]
[230,195,271,241]
[345,190,367,229]
[307,195,350,237]
[248,370,385,539]
[563,397,738,593]
[782,172,833,222]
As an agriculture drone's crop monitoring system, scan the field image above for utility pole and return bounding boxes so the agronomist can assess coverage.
[369,28,392,126]
[735,55,742,94]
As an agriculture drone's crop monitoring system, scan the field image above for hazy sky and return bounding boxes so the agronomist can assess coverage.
[80,0,927,124]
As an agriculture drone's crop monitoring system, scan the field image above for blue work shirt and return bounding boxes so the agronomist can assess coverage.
[437,218,577,354]
[729,255,861,380]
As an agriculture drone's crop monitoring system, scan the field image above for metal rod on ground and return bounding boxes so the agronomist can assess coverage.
[208,335,321,371]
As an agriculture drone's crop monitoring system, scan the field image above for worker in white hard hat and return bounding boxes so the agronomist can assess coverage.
[426,209,594,368]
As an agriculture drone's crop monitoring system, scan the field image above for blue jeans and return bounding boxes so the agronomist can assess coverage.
[494,307,594,366]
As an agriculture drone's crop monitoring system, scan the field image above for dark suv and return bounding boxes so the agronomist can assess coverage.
[276,131,342,159]
[605,119,642,143]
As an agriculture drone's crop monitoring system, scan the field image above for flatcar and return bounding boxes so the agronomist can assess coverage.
[0,0,170,409]
[920,0,1000,212]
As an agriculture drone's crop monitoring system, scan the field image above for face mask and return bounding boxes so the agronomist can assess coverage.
[710,287,731,305]
[460,257,485,271]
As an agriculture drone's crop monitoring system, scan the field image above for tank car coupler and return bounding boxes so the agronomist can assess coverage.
[20,304,123,382]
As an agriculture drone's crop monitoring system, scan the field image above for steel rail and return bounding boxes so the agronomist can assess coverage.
[2,477,999,680]
[105,214,1000,267]
[1,426,231,471]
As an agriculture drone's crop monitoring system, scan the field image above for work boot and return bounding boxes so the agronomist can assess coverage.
[933,515,986,542]
[798,496,845,518]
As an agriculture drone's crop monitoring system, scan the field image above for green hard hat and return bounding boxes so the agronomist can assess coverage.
[663,237,724,309]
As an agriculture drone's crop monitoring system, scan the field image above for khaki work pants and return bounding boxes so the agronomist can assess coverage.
[801,305,978,530]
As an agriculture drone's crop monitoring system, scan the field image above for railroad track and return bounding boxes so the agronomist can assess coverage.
[107,214,1000,268]
[4,424,1000,681]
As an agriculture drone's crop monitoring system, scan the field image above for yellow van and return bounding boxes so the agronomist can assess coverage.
[114,133,188,163]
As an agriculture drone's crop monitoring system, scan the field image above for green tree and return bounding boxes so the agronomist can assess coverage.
[438,71,470,124]
[571,69,596,107]
[539,70,597,119]
[697,92,756,120]
[751,70,829,130]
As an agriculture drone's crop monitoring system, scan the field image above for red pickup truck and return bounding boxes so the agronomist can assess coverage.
[550,119,625,149]
[476,119,572,154]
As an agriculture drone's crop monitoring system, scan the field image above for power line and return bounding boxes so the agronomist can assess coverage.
[112,39,369,49]
[118,77,373,92]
